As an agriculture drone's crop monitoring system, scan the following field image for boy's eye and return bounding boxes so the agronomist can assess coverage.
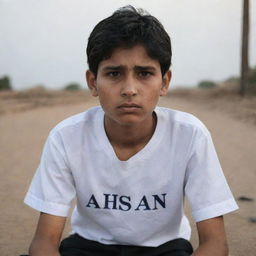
[107,71,121,77]
[138,71,153,77]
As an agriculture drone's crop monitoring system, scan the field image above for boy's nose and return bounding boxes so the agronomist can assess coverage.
[120,76,138,97]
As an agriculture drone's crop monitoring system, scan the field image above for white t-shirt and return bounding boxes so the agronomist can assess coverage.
[24,106,238,247]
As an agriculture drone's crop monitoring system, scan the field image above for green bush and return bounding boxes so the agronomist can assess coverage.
[198,80,216,89]
[248,66,256,85]
[247,67,256,94]
[64,83,81,91]
[0,76,12,90]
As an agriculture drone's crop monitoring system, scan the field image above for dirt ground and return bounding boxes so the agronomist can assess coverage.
[0,88,255,256]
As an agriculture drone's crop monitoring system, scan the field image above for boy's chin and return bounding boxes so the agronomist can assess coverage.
[106,114,151,127]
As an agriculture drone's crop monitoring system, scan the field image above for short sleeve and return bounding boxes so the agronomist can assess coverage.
[184,131,238,222]
[24,132,76,217]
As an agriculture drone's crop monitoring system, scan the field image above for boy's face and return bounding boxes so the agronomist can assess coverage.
[86,44,171,127]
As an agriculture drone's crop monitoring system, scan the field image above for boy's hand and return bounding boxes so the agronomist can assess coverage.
[193,216,228,256]
[29,212,66,256]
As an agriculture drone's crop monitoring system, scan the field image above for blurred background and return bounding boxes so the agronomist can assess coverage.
[0,0,256,90]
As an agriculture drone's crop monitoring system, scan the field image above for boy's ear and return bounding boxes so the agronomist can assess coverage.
[86,70,98,97]
[160,70,171,96]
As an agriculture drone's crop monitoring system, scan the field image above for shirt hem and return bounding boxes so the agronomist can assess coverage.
[192,198,239,222]
[24,193,70,217]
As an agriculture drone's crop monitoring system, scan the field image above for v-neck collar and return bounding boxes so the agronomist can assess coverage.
[94,107,165,168]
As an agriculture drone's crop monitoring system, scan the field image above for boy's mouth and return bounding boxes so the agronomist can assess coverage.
[118,103,141,108]
[117,103,142,111]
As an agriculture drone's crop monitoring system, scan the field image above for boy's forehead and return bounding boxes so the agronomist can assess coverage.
[98,45,161,70]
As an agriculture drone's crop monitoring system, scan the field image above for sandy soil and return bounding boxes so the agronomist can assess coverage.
[0,88,255,256]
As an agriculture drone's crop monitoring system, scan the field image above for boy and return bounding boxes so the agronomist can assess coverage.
[24,6,238,256]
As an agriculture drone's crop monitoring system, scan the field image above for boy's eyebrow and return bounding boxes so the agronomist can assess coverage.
[134,65,157,71]
[102,66,123,71]
[102,65,157,71]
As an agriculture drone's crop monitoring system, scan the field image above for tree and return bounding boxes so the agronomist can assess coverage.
[0,76,12,90]
[240,0,250,96]
[198,80,216,89]
[64,82,81,91]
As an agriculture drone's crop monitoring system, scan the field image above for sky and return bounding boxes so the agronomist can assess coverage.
[0,0,256,90]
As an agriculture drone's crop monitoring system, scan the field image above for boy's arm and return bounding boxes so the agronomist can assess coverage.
[29,212,66,256]
[193,216,228,256]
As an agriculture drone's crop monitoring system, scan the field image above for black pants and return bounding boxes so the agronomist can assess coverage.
[59,234,193,256]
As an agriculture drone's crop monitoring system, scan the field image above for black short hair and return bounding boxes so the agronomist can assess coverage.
[86,5,172,76]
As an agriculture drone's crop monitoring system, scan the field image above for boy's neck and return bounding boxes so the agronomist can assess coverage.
[104,113,157,161]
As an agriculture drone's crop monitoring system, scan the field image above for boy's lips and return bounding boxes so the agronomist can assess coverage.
[118,103,141,108]
[117,103,142,111]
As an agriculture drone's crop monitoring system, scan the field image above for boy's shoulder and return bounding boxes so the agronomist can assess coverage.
[156,107,210,137]
[50,106,102,135]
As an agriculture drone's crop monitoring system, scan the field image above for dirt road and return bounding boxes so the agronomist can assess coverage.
[0,93,255,256]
